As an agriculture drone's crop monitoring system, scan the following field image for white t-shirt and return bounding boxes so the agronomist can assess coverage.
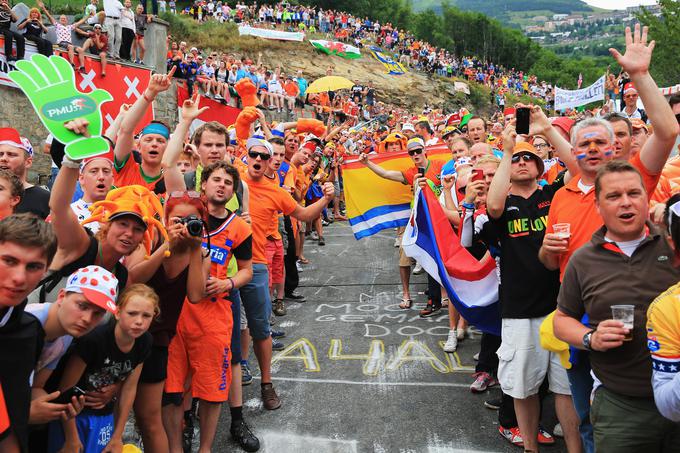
[71,198,99,232]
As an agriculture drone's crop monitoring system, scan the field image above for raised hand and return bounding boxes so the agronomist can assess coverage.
[235,106,260,140]
[234,78,259,107]
[609,23,654,77]
[296,118,326,137]
[180,91,209,123]
[527,104,551,137]
[9,54,112,160]
[501,122,517,153]
[147,65,176,96]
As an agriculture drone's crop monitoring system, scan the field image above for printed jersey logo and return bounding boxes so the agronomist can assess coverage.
[507,215,548,237]
[648,336,660,352]
[41,96,97,122]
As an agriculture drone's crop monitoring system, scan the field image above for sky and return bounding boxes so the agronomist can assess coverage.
[583,0,657,9]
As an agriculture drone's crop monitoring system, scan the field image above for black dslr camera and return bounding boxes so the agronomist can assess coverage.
[179,215,204,237]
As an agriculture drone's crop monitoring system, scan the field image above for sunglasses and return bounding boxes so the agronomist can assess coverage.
[511,154,534,163]
[408,148,424,156]
[248,150,271,161]
[533,143,551,149]
[169,190,201,199]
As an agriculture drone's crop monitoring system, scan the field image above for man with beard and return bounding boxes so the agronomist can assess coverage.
[0,129,49,219]
[241,136,334,410]
[114,68,177,192]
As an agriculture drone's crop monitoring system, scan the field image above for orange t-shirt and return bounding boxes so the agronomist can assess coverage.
[177,213,251,335]
[402,159,444,187]
[264,173,284,240]
[114,154,163,192]
[546,153,660,279]
[243,174,298,264]
[652,157,680,204]
[284,80,299,97]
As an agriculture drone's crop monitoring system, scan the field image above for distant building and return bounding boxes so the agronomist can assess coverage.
[552,13,569,20]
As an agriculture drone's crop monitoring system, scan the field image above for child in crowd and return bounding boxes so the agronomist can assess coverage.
[133,3,150,64]
[47,284,157,453]
[38,0,90,68]
[0,169,23,220]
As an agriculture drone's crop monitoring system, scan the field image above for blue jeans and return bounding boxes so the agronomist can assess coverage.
[239,263,271,340]
[567,352,594,453]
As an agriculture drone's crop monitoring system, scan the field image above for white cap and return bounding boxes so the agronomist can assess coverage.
[65,265,119,314]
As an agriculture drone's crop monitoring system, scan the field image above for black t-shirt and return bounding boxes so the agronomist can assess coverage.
[351,84,363,98]
[208,213,252,261]
[69,320,151,413]
[0,8,13,30]
[16,185,50,219]
[489,179,564,318]
[20,19,43,37]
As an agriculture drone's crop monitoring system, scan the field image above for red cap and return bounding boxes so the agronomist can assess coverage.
[80,149,114,173]
[551,117,575,136]
[0,128,27,152]
[446,112,461,125]
[624,82,638,95]
[503,108,516,116]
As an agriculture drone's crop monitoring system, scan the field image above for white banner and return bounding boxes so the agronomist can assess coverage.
[238,25,305,42]
[554,75,605,110]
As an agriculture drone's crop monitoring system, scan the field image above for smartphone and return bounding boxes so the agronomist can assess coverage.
[471,168,484,182]
[515,107,530,135]
[53,386,86,404]
[417,167,426,177]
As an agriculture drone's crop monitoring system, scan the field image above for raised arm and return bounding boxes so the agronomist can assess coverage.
[37,0,56,25]
[528,104,579,181]
[114,66,176,164]
[357,152,406,183]
[161,92,208,192]
[104,103,130,144]
[487,124,514,219]
[611,24,680,173]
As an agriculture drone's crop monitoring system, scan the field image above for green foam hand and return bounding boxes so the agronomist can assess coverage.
[8,54,113,161]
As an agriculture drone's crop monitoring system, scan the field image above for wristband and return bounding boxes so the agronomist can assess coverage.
[61,155,82,169]
[228,278,235,291]
[142,90,154,103]
[461,202,475,210]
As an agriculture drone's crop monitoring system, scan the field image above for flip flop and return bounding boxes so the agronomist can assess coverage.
[399,299,413,309]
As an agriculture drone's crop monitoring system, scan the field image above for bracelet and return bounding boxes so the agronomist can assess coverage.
[61,155,82,169]
[461,202,475,210]
[142,90,153,103]
[228,278,235,291]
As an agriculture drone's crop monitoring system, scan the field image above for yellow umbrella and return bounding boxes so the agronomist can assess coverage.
[306,75,354,94]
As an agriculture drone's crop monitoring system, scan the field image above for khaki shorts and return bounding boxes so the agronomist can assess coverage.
[497,316,571,399]
[396,227,414,267]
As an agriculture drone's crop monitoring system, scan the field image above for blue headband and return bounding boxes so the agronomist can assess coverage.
[141,123,170,139]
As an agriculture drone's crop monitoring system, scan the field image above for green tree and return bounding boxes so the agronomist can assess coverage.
[637,0,680,87]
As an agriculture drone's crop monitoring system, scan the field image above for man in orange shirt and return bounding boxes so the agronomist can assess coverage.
[113,68,177,192]
[282,76,299,113]
[240,137,334,410]
[541,25,679,452]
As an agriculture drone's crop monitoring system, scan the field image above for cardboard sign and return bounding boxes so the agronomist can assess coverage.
[9,54,112,160]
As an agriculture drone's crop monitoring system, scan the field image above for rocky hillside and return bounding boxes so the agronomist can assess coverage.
[164,15,504,115]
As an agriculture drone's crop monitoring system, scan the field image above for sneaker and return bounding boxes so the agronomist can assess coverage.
[296,261,304,273]
[394,237,401,247]
[311,231,319,241]
[272,298,286,316]
[318,236,325,246]
[271,329,286,339]
[538,427,555,445]
[498,425,524,447]
[230,419,260,452]
[261,383,282,410]
[441,297,449,307]
[419,301,442,318]
[284,292,306,303]
[484,397,502,410]
[552,423,564,438]
[321,219,330,227]
[473,352,479,361]
[412,263,424,275]
[241,362,253,386]
[272,339,285,351]
[182,413,194,453]
[469,371,498,393]
[443,329,458,352]
[457,329,465,340]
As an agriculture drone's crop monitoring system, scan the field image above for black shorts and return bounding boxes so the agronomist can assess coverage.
[139,345,169,383]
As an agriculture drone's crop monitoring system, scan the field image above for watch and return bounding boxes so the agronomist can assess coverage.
[582,329,596,351]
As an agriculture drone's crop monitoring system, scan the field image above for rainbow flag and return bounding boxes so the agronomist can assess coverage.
[341,144,450,239]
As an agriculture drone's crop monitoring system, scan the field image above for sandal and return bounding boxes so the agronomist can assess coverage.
[399,298,413,309]
[298,257,310,264]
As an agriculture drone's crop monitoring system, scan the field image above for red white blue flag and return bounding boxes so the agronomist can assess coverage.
[402,186,501,335]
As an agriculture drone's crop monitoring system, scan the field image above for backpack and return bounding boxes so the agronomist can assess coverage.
[28,230,128,305]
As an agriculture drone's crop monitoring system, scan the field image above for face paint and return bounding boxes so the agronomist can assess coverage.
[603,147,613,157]
[576,153,587,160]
[583,132,599,139]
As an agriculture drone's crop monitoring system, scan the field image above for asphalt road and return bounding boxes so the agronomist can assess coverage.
[208,222,567,452]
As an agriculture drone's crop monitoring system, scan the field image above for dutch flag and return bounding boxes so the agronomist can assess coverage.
[402,187,501,335]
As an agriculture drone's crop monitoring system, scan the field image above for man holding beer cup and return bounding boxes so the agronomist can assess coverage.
[553,160,680,452]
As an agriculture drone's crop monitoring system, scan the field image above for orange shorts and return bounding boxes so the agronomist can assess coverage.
[165,330,232,403]
[265,238,284,286]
